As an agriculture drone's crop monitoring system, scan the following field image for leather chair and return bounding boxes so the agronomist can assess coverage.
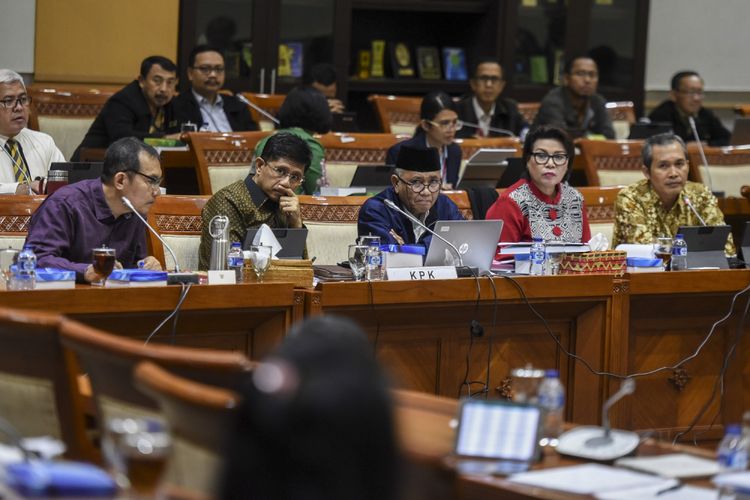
[146,195,209,271]
[687,144,750,197]
[239,92,285,131]
[367,94,421,135]
[578,139,644,187]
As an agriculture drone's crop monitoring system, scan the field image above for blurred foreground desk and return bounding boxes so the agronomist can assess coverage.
[307,270,750,441]
[0,283,303,359]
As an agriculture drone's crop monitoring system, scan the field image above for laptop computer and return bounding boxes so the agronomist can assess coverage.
[741,221,750,266]
[627,122,673,140]
[424,219,503,273]
[349,165,394,192]
[730,118,750,146]
[677,225,731,269]
[49,162,103,184]
[453,398,542,475]
[456,148,517,190]
[243,228,308,259]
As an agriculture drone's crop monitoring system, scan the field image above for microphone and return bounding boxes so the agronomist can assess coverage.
[556,378,640,461]
[383,198,464,268]
[683,196,707,226]
[688,116,715,193]
[458,120,515,137]
[235,93,281,125]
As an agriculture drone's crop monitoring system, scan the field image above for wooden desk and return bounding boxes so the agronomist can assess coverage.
[0,283,304,359]
[306,270,750,441]
[306,274,616,425]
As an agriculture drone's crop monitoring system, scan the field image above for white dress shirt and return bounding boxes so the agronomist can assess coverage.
[472,97,495,137]
[0,128,64,194]
[194,90,232,132]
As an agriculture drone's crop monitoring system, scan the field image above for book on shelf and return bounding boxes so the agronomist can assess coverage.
[278,42,303,78]
[370,40,386,78]
[442,47,467,81]
[416,46,441,80]
[390,42,415,78]
[357,50,371,79]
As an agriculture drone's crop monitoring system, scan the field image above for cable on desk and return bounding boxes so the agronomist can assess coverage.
[459,268,487,399]
[144,282,192,345]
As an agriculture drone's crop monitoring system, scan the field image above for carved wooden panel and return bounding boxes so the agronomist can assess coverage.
[35,103,104,117]
[300,204,361,223]
[586,204,616,223]
[154,214,203,233]
[325,149,388,164]
[593,156,642,170]
[0,215,32,233]
[205,150,254,165]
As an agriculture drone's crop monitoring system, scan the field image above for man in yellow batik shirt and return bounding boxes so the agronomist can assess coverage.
[612,132,735,256]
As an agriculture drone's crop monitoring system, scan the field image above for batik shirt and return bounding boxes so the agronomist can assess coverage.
[612,179,735,255]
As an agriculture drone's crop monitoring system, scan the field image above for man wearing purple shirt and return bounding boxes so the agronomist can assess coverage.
[25,137,163,283]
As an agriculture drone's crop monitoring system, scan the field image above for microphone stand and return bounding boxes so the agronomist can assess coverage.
[235,93,281,125]
[459,121,515,137]
[383,198,466,269]
[688,116,715,193]
[683,196,707,226]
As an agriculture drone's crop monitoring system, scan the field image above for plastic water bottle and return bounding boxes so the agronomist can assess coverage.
[718,424,749,498]
[529,237,546,276]
[226,242,244,281]
[537,369,565,447]
[671,234,688,271]
[15,244,37,290]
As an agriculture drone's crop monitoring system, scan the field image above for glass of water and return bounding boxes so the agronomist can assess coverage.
[348,244,369,281]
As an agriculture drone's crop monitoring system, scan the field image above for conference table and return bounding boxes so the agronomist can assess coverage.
[3,268,749,443]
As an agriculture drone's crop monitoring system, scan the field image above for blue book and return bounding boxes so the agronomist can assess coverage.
[442,47,467,81]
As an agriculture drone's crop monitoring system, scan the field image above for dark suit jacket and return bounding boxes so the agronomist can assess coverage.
[171,90,259,132]
[385,134,462,187]
[72,80,178,160]
[455,96,528,138]
[533,86,615,139]
[648,100,730,147]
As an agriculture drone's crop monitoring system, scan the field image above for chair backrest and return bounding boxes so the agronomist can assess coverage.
[239,93,286,131]
[735,105,750,117]
[742,185,750,201]
[186,131,272,194]
[606,101,637,140]
[0,195,45,251]
[59,318,253,424]
[367,94,422,134]
[318,132,405,187]
[455,137,523,182]
[0,307,94,461]
[29,85,119,161]
[578,139,645,187]
[518,102,541,124]
[687,144,750,198]
[146,195,210,271]
[577,186,621,243]
[134,361,240,497]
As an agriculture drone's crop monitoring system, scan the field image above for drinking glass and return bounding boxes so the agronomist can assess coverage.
[102,417,172,498]
[245,245,272,282]
[348,244,369,281]
[91,246,116,286]
[180,121,198,133]
[653,237,673,270]
[358,236,382,280]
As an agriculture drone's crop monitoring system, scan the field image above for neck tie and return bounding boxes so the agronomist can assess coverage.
[150,108,165,134]
[4,138,31,182]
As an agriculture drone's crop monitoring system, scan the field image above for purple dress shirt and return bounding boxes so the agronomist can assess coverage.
[25,178,147,281]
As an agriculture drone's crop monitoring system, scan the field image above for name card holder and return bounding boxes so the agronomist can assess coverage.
[385,266,457,281]
[207,270,237,285]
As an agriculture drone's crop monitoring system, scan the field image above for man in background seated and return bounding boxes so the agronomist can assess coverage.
[358,145,463,248]
[648,71,730,147]
[456,58,527,138]
[304,63,345,114]
[172,45,258,132]
[533,55,615,139]
[612,132,735,255]
[25,137,163,283]
[198,132,311,270]
[72,56,180,160]
[0,69,64,194]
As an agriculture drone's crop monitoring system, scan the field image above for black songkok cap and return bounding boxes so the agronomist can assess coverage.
[395,145,441,172]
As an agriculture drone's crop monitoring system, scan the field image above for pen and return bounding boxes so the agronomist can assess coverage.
[656,482,683,496]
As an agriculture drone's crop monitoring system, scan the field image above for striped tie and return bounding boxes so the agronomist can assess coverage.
[4,138,31,182]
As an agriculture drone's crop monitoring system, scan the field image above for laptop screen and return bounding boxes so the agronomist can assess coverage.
[454,399,542,462]
[677,225,731,269]
[424,220,503,272]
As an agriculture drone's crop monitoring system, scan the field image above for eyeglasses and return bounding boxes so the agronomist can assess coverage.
[570,70,598,79]
[396,174,441,193]
[474,75,503,85]
[0,95,32,110]
[677,89,704,98]
[428,119,463,131]
[532,151,569,166]
[192,65,225,75]
[266,164,304,186]
[132,170,163,189]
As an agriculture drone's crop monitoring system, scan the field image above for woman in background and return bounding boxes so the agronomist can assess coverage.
[254,85,332,194]
[386,91,462,188]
